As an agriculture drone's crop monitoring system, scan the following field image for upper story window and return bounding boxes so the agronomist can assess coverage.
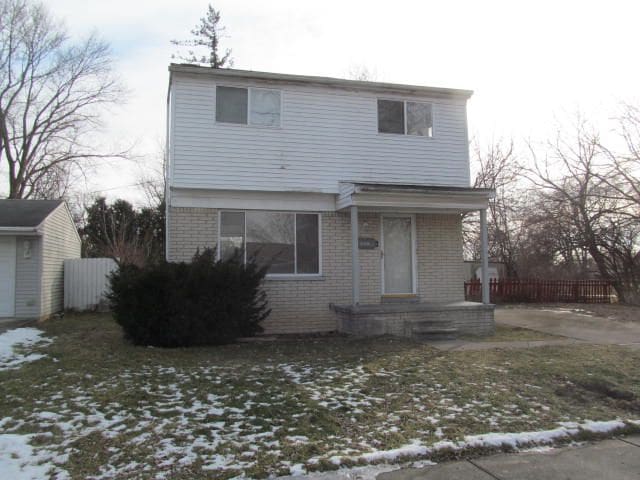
[216,86,281,127]
[219,211,320,275]
[377,99,433,137]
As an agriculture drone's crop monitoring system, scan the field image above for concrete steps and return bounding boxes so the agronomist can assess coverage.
[408,319,458,341]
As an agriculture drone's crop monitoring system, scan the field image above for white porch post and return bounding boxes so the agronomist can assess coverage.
[351,205,360,305]
[480,208,490,304]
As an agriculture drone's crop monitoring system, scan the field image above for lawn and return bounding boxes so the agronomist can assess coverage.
[1,313,640,479]
[461,324,562,342]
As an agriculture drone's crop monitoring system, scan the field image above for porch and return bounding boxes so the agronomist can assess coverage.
[332,301,495,339]
[334,182,496,339]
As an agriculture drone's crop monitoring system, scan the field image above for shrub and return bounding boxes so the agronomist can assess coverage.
[107,249,270,347]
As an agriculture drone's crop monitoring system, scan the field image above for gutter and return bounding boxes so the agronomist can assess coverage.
[0,226,42,235]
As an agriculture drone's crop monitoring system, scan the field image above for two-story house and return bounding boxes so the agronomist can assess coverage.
[165,64,494,338]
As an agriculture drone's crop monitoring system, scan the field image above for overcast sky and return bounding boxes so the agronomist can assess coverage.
[43,0,640,204]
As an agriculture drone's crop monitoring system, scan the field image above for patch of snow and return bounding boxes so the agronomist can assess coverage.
[519,445,556,453]
[289,463,306,476]
[360,440,428,463]
[276,464,400,479]
[286,435,310,443]
[463,426,575,449]
[0,433,67,479]
[581,419,626,433]
[329,419,634,468]
[0,327,51,370]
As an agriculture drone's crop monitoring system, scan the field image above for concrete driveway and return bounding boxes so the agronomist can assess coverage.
[496,307,640,346]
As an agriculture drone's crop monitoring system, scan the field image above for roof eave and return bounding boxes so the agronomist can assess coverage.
[168,64,473,100]
[0,226,42,235]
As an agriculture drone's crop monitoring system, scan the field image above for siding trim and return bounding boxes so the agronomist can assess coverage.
[171,187,336,211]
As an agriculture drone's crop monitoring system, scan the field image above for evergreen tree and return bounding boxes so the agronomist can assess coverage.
[171,4,233,68]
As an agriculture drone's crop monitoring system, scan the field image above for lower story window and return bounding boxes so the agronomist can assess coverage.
[219,211,320,275]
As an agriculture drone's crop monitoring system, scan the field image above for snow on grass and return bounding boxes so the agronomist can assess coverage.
[3,314,640,478]
[0,433,67,479]
[328,419,634,467]
[0,327,51,371]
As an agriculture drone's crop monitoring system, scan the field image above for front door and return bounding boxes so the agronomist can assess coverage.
[382,216,414,294]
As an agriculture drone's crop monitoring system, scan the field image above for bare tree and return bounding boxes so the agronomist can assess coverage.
[0,0,125,199]
[527,115,640,302]
[597,103,640,219]
[135,142,166,208]
[171,4,233,68]
[465,138,524,277]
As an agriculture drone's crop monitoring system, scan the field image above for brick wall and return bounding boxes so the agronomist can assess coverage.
[167,207,466,334]
[167,207,218,262]
[416,214,466,302]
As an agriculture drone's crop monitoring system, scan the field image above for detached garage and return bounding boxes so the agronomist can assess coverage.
[0,200,81,320]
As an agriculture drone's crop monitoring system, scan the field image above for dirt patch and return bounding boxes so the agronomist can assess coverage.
[555,377,640,413]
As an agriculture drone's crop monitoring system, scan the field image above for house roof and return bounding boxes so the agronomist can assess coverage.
[0,199,64,227]
[169,64,474,100]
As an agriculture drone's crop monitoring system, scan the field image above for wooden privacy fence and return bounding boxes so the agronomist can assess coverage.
[464,278,613,304]
[64,258,118,311]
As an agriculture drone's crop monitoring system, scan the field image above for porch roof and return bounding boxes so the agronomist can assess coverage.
[336,182,494,213]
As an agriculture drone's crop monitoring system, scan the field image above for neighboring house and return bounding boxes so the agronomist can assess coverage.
[165,65,495,338]
[0,200,81,320]
[463,261,506,281]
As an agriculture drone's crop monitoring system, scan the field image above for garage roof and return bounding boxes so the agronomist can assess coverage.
[0,199,64,227]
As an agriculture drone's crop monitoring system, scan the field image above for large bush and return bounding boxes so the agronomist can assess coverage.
[108,249,270,347]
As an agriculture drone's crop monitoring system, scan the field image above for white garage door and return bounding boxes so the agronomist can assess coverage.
[0,237,16,317]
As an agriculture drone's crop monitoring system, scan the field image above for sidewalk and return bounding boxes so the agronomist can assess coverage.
[378,436,640,480]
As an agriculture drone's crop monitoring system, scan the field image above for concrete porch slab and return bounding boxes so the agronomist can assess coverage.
[332,301,495,338]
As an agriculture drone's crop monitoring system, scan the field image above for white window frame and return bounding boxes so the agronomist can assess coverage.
[217,210,322,278]
[376,98,434,137]
[215,85,283,128]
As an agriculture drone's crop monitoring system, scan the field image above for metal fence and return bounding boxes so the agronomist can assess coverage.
[464,278,613,304]
[64,258,118,311]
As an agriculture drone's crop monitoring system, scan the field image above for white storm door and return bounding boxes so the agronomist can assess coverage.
[382,216,415,294]
[0,237,16,317]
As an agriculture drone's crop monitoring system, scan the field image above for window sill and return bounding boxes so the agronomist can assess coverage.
[214,120,283,130]
[377,132,434,139]
[265,274,325,282]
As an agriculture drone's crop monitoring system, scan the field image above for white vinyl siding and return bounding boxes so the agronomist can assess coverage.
[40,205,82,317]
[170,74,470,193]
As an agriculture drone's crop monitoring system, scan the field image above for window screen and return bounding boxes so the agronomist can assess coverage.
[407,102,433,137]
[216,86,248,124]
[296,214,319,274]
[220,211,320,274]
[220,211,245,261]
[377,99,404,134]
[250,89,281,127]
[246,212,295,274]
